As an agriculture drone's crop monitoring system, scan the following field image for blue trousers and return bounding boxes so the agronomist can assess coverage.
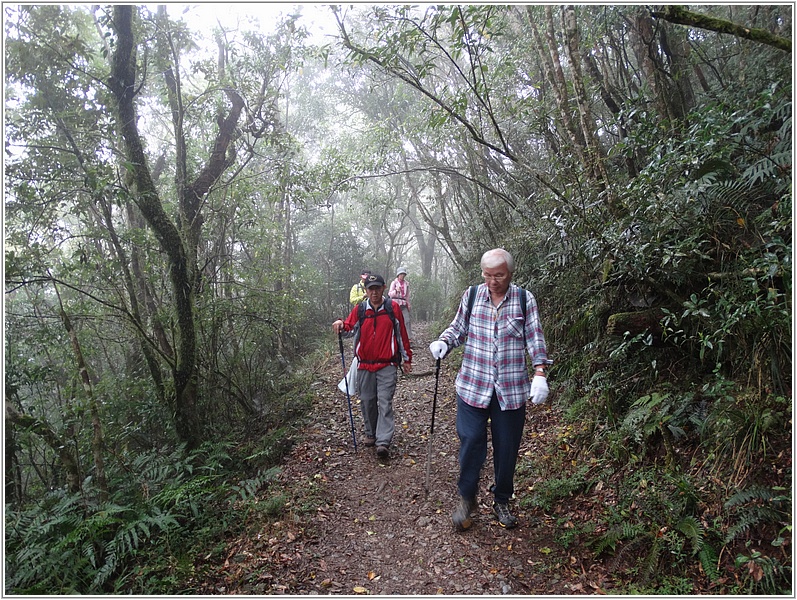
[456,393,526,504]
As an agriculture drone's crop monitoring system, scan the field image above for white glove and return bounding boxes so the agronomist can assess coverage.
[429,340,448,359]
[529,375,549,405]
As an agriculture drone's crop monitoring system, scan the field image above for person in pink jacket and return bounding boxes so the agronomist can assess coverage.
[388,266,412,340]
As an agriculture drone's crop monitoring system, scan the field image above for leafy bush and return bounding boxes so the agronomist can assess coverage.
[521,464,593,513]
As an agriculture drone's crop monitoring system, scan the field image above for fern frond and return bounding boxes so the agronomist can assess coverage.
[698,545,721,582]
[639,536,662,583]
[724,506,783,544]
[725,484,779,508]
[592,520,647,556]
[676,515,704,553]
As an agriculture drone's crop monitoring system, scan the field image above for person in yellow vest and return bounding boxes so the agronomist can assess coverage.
[349,269,371,305]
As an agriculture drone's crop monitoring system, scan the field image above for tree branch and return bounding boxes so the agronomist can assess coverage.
[651,6,791,53]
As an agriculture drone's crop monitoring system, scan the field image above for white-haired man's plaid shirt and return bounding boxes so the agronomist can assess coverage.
[438,283,549,410]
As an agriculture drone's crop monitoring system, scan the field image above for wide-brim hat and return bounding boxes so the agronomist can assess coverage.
[396,266,407,275]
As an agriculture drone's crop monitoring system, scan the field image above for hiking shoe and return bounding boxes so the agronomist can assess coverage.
[376,445,389,458]
[363,436,376,447]
[492,502,518,528]
[452,496,476,531]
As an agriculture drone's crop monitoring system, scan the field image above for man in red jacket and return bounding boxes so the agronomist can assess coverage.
[333,274,412,459]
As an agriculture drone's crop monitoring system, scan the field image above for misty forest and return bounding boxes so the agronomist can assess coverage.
[4,4,792,594]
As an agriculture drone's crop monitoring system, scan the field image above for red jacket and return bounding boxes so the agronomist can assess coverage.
[342,299,412,372]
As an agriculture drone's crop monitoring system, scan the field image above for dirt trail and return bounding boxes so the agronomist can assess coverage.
[195,322,595,595]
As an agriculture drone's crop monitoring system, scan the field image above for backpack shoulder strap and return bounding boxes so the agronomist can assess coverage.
[464,285,478,330]
[518,286,528,346]
[357,301,366,325]
[383,297,396,322]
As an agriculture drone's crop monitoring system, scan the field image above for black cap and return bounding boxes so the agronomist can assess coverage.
[365,274,385,288]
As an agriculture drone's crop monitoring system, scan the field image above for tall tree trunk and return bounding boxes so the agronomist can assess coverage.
[630,8,694,125]
[108,5,202,449]
[109,6,244,450]
[399,151,436,278]
[42,80,170,407]
[53,282,109,501]
[5,410,23,504]
[527,6,588,166]
[562,6,617,213]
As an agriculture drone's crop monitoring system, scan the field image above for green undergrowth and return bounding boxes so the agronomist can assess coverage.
[4,350,325,595]
[516,363,792,595]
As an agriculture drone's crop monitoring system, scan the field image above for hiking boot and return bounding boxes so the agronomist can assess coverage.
[363,436,376,447]
[376,445,389,459]
[452,496,476,531]
[492,502,518,529]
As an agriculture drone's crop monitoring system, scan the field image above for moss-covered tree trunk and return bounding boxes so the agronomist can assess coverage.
[108,6,201,449]
[107,6,245,450]
[652,6,791,53]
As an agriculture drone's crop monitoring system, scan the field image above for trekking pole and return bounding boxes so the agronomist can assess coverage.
[338,332,358,452]
[424,357,441,496]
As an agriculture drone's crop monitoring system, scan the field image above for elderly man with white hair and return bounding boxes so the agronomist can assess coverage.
[429,248,550,530]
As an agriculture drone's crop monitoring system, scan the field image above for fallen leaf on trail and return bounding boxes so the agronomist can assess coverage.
[367,571,378,580]
[540,547,552,555]
[353,585,369,594]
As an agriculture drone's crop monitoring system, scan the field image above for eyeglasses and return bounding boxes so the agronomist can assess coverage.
[482,273,508,281]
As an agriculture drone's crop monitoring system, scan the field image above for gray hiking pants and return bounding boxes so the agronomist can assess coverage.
[400,305,412,339]
[357,365,398,447]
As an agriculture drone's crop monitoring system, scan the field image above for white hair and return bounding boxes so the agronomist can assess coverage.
[480,248,514,273]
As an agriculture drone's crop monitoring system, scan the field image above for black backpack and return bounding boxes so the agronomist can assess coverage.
[355,298,403,365]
